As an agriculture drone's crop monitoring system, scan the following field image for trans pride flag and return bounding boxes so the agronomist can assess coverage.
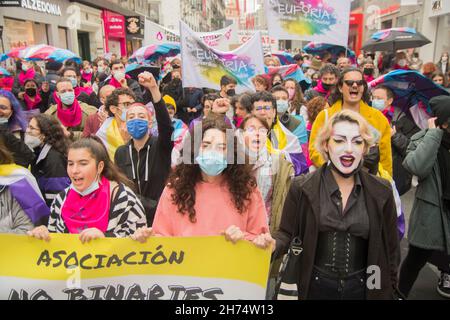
[266,64,308,84]
[0,164,50,224]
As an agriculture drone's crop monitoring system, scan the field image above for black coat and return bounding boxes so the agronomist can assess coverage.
[273,165,400,300]
[391,111,420,195]
[114,93,173,225]
[0,125,34,168]
[99,77,144,102]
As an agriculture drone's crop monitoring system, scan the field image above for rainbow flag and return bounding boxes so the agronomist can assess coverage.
[0,164,50,224]
[267,120,308,176]
[96,117,125,161]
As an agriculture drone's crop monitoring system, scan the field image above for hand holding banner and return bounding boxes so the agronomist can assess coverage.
[0,234,271,300]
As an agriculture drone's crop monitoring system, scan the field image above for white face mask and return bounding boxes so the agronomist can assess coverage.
[327,122,364,176]
[24,134,42,150]
[0,117,8,125]
[442,56,448,62]
[398,59,407,67]
[113,71,126,82]
[70,174,100,197]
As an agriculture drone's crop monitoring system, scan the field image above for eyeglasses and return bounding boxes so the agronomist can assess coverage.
[344,80,365,87]
[255,105,272,112]
[245,126,268,135]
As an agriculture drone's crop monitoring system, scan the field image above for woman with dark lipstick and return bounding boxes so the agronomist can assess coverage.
[269,110,401,300]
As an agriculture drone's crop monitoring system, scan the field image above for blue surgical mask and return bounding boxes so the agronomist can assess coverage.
[70,178,100,197]
[276,100,289,113]
[372,99,386,111]
[69,78,78,88]
[60,91,75,105]
[196,150,227,176]
[127,118,149,139]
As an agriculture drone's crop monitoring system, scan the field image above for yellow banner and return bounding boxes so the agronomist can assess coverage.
[0,234,271,300]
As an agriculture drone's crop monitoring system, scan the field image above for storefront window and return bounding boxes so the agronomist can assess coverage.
[4,18,48,49]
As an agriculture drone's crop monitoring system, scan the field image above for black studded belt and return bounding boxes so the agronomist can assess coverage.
[314,231,368,278]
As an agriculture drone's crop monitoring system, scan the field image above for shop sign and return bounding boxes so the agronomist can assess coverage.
[125,16,144,37]
[21,0,62,16]
[104,11,125,38]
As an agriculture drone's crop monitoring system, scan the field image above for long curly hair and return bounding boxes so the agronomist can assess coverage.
[168,114,257,223]
[32,114,70,156]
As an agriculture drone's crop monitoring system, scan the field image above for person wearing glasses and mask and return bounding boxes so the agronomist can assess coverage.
[45,78,97,141]
[309,68,393,177]
[96,88,135,161]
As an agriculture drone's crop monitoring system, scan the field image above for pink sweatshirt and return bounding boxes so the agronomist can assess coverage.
[152,178,269,240]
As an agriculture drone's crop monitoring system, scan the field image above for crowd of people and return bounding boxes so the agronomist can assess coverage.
[0,47,449,300]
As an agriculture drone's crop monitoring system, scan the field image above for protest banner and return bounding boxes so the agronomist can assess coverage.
[264,0,351,46]
[0,234,271,300]
[180,21,265,93]
[238,30,278,53]
[145,20,237,51]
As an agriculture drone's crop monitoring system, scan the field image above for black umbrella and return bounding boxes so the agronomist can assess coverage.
[361,27,431,52]
[125,63,161,80]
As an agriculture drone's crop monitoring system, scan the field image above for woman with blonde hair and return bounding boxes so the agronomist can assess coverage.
[271,109,401,300]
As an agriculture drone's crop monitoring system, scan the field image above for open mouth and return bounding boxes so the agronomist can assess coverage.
[72,177,84,184]
[349,90,359,99]
[340,155,355,168]
[251,139,261,149]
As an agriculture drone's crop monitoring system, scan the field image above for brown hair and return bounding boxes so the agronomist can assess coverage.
[0,138,13,165]
[306,96,327,124]
[315,110,374,161]
[283,78,305,114]
[168,115,257,223]
[69,137,135,190]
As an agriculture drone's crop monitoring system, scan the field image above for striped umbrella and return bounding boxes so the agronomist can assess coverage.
[129,43,180,63]
[0,67,11,77]
[20,44,81,63]
[0,46,27,62]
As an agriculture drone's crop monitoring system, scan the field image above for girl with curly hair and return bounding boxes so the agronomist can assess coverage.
[132,115,272,248]
[26,114,72,211]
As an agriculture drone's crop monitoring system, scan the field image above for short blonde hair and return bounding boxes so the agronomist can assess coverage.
[315,110,374,161]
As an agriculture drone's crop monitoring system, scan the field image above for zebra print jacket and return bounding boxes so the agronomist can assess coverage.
[48,183,147,237]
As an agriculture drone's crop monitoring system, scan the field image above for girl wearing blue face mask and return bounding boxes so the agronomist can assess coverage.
[28,137,147,243]
[131,115,272,250]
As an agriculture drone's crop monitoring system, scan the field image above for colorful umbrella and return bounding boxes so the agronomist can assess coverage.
[303,42,356,58]
[362,28,431,52]
[129,43,180,63]
[271,51,295,65]
[0,46,27,62]
[0,67,11,77]
[20,44,81,63]
[369,70,449,112]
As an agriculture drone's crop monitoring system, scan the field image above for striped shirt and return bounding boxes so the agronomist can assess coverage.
[48,183,147,237]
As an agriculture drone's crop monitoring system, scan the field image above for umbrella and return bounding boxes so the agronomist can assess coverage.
[369,70,449,128]
[129,43,180,63]
[303,42,356,58]
[0,67,11,77]
[271,51,295,65]
[0,46,27,62]
[20,44,81,63]
[362,27,431,52]
[125,63,161,80]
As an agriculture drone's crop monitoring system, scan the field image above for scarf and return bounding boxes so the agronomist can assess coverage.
[53,91,82,128]
[81,72,93,83]
[109,75,131,89]
[313,80,333,100]
[96,117,125,161]
[382,105,395,123]
[61,176,111,234]
[18,68,36,86]
[74,85,94,98]
[23,92,42,110]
